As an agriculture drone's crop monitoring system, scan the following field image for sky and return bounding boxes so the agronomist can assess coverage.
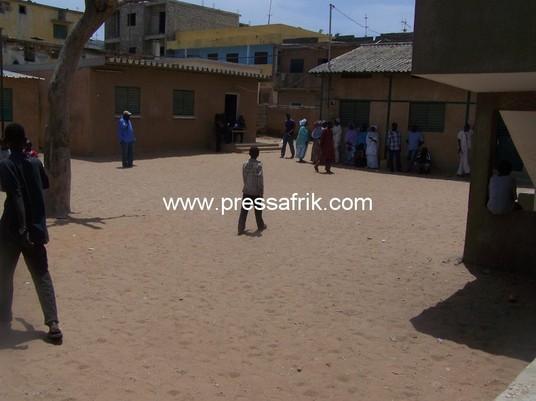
[35,0,416,40]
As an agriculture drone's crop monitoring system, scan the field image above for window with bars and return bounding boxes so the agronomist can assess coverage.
[0,1,12,13]
[339,100,370,127]
[127,12,136,26]
[53,24,67,39]
[24,45,35,62]
[254,52,268,64]
[408,102,446,132]
[0,88,13,122]
[226,53,239,63]
[289,59,304,73]
[173,90,195,117]
[115,86,141,115]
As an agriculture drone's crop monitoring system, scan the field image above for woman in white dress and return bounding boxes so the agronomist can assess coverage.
[366,125,379,169]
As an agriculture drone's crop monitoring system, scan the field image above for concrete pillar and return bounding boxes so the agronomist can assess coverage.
[463,92,536,273]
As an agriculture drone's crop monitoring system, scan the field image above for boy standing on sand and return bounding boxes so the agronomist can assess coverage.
[238,146,267,235]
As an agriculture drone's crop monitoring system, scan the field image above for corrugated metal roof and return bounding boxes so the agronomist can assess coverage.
[309,43,412,74]
[106,57,270,80]
[2,70,44,80]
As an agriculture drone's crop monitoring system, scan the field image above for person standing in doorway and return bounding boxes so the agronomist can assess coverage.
[0,123,62,340]
[118,110,136,168]
[280,113,296,159]
[214,114,227,152]
[457,123,473,177]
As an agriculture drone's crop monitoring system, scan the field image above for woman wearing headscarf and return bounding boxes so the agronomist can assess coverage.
[295,118,309,163]
[310,121,323,163]
[314,121,335,174]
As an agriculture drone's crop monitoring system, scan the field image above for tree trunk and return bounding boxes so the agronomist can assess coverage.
[44,0,135,217]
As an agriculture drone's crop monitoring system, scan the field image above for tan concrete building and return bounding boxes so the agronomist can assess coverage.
[412,0,536,273]
[310,43,476,172]
[0,70,43,141]
[274,41,365,106]
[273,33,412,107]
[10,57,267,155]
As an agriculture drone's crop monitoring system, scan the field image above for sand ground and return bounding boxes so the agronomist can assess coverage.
[1,145,535,401]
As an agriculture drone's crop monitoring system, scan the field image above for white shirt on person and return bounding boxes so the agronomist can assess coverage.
[242,158,264,196]
[487,174,518,215]
[457,129,472,153]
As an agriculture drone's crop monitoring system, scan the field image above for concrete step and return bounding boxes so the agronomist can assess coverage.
[231,142,281,153]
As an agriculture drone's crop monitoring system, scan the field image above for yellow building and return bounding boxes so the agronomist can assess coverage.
[168,24,328,49]
[0,0,88,64]
[167,24,329,77]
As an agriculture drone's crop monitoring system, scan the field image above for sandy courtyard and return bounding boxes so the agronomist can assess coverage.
[1,146,535,401]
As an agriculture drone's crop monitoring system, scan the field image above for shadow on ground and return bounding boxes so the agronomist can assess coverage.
[72,149,224,164]
[48,213,143,230]
[410,264,536,362]
[0,318,59,350]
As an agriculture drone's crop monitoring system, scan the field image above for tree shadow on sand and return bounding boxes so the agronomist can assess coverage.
[47,213,143,230]
[410,264,536,362]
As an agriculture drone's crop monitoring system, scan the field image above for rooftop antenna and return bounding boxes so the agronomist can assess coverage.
[267,0,273,25]
[328,3,333,70]
[365,14,369,37]
[327,3,334,115]
[401,18,408,33]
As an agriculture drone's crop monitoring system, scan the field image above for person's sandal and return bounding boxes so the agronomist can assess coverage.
[47,321,63,340]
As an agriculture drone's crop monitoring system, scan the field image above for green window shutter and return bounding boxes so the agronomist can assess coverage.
[409,102,445,132]
[173,90,194,116]
[339,100,370,127]
[1,88,13,122]
[115,86,141,115]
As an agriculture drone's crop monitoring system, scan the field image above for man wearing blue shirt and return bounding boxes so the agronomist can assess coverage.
[118,110,136,168]
[280,114,295,159]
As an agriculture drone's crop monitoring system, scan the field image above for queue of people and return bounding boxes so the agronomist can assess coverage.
[279,114,436,175]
